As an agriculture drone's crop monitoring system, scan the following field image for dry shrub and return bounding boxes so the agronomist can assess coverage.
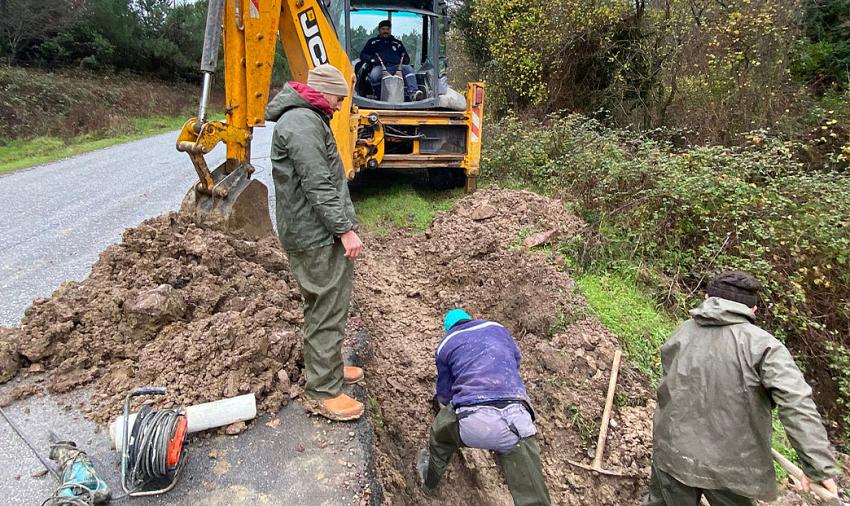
[0,66,201,141]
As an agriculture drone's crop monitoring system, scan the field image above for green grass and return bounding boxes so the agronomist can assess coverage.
[569,263,803,475]
[353,179,463,235]
[0,115,191,175]
[366,395,384,429]
[574,270,676,382]
[772,412,799,480]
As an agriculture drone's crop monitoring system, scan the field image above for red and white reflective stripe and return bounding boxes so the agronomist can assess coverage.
[249,0,260,18]
[471,105,482,142]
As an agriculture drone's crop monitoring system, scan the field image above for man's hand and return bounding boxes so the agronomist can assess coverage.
[800,475,839,497]
[340,230,363,258]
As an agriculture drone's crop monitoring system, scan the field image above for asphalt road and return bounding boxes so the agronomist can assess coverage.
[0,127,277,327]
[0,128,378,505]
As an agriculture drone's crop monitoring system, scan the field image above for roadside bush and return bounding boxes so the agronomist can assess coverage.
[455,0,850,158]
[483,113,850,444]
[793,0,850,89]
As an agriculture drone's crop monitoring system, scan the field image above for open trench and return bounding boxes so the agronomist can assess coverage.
[351,189,655,505]
[1,183,833,505]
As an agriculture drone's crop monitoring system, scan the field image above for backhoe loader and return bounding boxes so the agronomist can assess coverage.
[176,0,485,240]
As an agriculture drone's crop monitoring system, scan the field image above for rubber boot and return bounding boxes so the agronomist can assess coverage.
[306,393,364,421]
[344,366,364,385]
[416,449,438,496]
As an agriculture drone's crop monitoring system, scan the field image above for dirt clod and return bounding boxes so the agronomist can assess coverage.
[0,328,21,383]
[277,369,291,393]
[469,204,497,221]
[225,421,247,435]
[524,229,559,249]
[11,384,42,399]
[10,213,304,423]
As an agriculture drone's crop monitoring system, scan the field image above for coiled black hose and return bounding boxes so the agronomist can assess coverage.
[125,406,183,491]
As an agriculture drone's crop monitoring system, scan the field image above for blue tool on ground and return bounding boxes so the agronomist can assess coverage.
[45,436,112,506]
[0,405,110,506]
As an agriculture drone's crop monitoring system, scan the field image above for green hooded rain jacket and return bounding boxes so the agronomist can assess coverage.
[653,297,839,500]
[265,82,358,252]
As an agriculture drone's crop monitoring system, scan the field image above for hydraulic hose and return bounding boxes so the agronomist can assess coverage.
[197,0,226,123]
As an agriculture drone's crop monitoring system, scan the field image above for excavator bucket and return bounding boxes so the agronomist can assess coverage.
[179,162,274,242]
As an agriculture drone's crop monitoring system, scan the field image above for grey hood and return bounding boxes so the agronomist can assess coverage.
[689,296,755,326]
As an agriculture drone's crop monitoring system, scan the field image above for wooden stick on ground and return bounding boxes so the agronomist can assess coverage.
[592,349,622,469]
[772,449,841,505]
[567,350,635,478]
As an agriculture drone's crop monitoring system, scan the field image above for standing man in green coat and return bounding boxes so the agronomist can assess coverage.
[265,64,365,422]
[645,271,840,505]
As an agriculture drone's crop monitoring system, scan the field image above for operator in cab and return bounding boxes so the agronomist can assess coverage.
[359,19,424,101]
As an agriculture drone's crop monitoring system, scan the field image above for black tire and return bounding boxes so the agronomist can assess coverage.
[428,168,466,190]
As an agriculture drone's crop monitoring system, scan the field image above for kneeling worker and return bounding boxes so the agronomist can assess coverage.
[417,309,551,506]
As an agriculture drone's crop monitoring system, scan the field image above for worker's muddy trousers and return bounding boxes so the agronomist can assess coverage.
[643,463,756,506]
[287,240,353,400]
[426,404,551,506]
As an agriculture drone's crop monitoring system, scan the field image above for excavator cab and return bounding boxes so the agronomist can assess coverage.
[339,3,460,109]
[335,1,483,189]
[176,0,484,240]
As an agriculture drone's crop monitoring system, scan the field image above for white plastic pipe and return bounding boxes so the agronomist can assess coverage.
[109,393,257,451]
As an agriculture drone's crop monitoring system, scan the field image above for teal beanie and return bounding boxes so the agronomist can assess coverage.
[444,309,472,332]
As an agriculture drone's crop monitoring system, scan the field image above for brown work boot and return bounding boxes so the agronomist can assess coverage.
[344,366,364,385]
[305,394,364,421]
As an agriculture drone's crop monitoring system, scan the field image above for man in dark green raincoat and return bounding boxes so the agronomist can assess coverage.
[645,271,839,505]
[265,64,365,422]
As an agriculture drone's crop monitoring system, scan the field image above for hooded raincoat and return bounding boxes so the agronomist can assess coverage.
[653,297,839,500]
[264,82,358,400]
[265,81,357,252]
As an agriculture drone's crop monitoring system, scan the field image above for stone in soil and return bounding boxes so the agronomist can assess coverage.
[0,328,21,383]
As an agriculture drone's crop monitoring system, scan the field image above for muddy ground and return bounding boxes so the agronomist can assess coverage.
[353,189,655,505]
[2,214,304,423]
[352,188,848,505]
[0,187,844,504]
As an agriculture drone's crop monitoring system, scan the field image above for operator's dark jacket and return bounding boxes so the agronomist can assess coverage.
[653,297,839,500]
[359,36,411,68]
[264,81,357,252]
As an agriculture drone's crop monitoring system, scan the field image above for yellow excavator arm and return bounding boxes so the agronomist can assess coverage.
[176,0,484,240]
[177,0,356,178]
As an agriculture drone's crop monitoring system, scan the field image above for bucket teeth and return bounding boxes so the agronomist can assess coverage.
[180,162,274,241]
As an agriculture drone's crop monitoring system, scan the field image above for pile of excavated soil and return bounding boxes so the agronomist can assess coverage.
[5,213,303,423]
[353,189,655,505]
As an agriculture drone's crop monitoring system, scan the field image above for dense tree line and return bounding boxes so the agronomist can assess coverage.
[451,0,849,148]
[0,0,207,81]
